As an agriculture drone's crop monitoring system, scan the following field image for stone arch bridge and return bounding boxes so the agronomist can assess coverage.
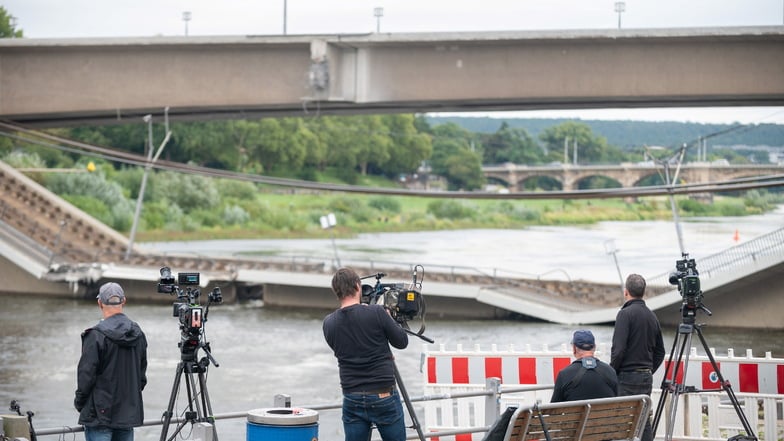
[482,162,784,191]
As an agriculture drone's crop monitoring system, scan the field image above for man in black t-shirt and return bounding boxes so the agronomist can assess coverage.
[323,267,409,441]
[551,329,618,403]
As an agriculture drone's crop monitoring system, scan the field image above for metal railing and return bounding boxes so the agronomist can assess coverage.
[30,381,536,440]
[646,226,784,290]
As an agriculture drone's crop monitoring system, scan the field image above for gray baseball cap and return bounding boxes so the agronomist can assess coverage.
[97,282,125,305]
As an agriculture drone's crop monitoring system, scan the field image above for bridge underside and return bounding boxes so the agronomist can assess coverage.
[1,27,783,127]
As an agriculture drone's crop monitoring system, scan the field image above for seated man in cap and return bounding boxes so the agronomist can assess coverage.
[75,282,148,441]
[551,329,618,403]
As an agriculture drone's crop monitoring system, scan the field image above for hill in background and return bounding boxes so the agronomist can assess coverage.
[425,116,784,150]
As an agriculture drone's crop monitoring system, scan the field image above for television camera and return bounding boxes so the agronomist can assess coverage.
[360,265,431,342]
[157,266,222,360]
[157,267,223,441]
[668,253,709,320]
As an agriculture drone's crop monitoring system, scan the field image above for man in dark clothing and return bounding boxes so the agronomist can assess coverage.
[323,267,409,441]
[611,274,665,441]
[552,330,618,402]
[75,282,147,441]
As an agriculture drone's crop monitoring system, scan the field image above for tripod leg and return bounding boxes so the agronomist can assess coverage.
[694,327,757,440]
[160,362,185,441]
[653,330,683,435]
[393,362,426,441]
[197,368,219,441]
[664,330,693,441]
[652,325,693,441]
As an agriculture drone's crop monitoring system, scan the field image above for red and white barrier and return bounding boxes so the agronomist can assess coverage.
[422,344,784,441]
[654,347,784,394]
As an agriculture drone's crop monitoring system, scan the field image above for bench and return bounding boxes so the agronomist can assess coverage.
[502,395,651,441]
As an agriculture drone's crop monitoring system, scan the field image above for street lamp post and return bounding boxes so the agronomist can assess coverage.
[126,115,154,260]
[614,1,625,29]
[283,0,288,35]
[374,7,384,33]
[125,110,173,261]
[182,11,191,36]
[320,213,341,268]
[604,239,625,298]
[9,15,17,38]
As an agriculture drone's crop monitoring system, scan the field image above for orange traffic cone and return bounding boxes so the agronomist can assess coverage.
[733,229,740,242]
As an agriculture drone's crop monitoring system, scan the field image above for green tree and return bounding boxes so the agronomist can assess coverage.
[175,121,239,170]
[375,114,432,177]
[355,115,391,176]
[430,123,484,190]
[539,122,617,164]
[481,122,543,165]
[0,7,23,38]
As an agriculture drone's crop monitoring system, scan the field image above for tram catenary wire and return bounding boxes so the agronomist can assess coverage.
[1,119,783,201]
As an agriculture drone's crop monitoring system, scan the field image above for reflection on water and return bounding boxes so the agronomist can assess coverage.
[1,296,782,441]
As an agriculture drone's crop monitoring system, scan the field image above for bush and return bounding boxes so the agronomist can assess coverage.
[678,198,710,214]
[222,205,250,225]
[718,202,746,216]
[426,200,475,220]
[216,179,258,201]
[329,196,365,214]
[149,171,220,211]
[46,171,134,230]
[368,197,402,213]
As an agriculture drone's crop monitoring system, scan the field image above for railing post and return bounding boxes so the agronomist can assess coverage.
[485,377,502,426]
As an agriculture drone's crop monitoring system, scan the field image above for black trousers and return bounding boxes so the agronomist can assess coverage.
[618,370,654,441]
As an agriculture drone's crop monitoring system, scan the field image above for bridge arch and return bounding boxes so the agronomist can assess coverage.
[517,174,563,191]
[572,175,623,190]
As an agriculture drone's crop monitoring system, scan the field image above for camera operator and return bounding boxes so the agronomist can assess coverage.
[323,267,409,441]
[75,282,148,441]
[611,274,665,441]
[551,330,618,403]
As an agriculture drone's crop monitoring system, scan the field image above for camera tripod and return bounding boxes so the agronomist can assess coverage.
[652,307,757,441]
[160,340,220,441]
[369,328,434,441]
[393,358,426,441]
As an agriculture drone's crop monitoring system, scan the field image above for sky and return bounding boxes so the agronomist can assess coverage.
[4,0,784,125]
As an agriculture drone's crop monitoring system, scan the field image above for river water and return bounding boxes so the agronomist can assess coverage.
[2,209,783,440]
[144,206,784,284]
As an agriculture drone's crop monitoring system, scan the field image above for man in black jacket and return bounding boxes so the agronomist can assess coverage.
[75,282,148,441]
[552,329,618,402]
[611,274,665,441]
[323,267,409,441]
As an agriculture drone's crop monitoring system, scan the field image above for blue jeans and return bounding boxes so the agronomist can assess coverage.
[618,371,654,441]
[84,426,134,441]
[342,389,405,441]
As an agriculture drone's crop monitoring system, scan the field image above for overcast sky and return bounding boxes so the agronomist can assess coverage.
[5,0,784,124]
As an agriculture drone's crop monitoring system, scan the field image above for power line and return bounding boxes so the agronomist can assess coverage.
[1,120,783,201]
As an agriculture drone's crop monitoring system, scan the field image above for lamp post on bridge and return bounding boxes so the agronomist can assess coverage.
[374,7,384,33]
[182,11,191,36]
[614,1,625,29]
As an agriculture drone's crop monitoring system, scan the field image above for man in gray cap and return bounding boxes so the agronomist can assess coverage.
[551,329,618,403]
[75,282,148,441]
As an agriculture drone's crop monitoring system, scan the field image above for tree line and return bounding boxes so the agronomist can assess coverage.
[4,114,774,192]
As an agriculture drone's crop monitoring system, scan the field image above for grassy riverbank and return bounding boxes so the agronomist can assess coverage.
[134,190,780,242]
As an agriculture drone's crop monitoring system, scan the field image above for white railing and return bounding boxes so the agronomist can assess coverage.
[422,343,784,441]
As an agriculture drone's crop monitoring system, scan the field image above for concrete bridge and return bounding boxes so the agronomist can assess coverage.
[1,159,782,329]
[1,27,783,127]
[483,162,784,191]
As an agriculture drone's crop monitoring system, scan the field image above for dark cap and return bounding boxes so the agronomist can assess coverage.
[97,282,125,305]
[571,329,595,350]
